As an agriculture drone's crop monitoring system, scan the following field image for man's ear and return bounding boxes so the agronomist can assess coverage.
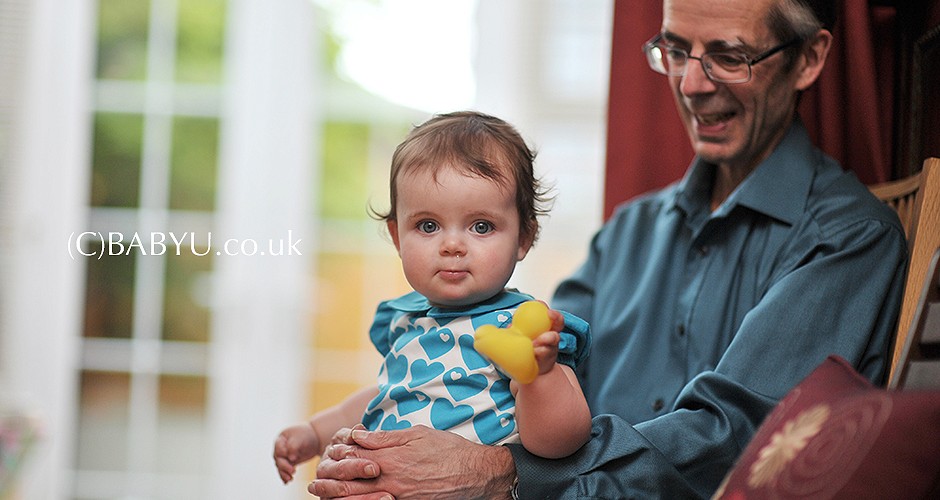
[795,29,833,91]
[387,220,402,253]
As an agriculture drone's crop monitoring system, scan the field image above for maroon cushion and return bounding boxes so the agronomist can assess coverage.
[713,355,940,499]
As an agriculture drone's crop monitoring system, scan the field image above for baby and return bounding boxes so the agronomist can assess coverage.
[274,111,592,485]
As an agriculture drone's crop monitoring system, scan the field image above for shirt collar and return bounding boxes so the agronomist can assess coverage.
[384,290,532,319]
[674,120,816,226]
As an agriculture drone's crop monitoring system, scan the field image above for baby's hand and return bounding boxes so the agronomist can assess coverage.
[532,330,561,375]
[546,306,565,334]
[273,423,320,484]
[474,301,566,384]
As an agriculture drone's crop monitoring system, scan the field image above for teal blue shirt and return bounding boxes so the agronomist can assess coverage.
[508,121,908,498]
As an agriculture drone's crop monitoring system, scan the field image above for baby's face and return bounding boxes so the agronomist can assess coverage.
[387,165,531,307]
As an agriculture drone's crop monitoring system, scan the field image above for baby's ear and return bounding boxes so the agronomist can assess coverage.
[387,220,401,252]
[517,227,536,261]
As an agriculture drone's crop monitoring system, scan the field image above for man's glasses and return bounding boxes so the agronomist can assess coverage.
[642,34,803,84]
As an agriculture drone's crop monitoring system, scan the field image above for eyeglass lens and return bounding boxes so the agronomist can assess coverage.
[650,46,751,83]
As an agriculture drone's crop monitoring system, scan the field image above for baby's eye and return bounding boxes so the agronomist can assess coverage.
[471,221,494,235]
[418,220,439,234]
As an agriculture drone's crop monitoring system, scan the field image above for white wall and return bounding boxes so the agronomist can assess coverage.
[474,0,612,301]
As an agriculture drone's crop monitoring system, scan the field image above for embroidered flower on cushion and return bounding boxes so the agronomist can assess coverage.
[748,404,830,488]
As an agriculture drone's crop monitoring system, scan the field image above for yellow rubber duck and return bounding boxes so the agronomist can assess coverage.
[473,301,551,384]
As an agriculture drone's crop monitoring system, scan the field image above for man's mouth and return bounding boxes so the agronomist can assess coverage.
[696,111,735,126]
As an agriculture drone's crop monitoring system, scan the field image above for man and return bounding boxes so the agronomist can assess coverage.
[308,0,907,497]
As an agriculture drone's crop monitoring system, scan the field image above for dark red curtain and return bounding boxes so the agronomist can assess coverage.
[604,0,897,219]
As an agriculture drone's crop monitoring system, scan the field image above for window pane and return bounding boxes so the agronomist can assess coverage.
[169,117,218,211]
[83,252,136,339]
[315,252,406,349]
[162,250,212,342]
[315,253,367,350]
[156,375,208,476]
[96,0,151,80]
[176,0,226,83]
[90,113,143,208]
[75,371,131,471]
[321,122,370,219]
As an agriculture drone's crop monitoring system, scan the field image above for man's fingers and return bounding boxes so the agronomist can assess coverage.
[330,427,353,445]
[324,443,366,461]
[317,455,380,481]
[308,479,392,500]
[330,423,366,445]
[348,425,426,450]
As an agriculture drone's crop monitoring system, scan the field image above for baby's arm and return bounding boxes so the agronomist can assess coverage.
[512,317,592,459]
[273,385,378,484]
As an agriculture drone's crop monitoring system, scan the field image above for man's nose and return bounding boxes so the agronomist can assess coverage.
[679,57,719,96]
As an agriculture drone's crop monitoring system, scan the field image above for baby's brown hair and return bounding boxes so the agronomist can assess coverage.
[372,111,552,244]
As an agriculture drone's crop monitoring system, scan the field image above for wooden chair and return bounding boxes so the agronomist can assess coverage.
[868,169,923,240]
[881,157,940,385]
[889,247,940,390]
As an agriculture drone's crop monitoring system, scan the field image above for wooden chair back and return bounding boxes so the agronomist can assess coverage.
[889,247,940,390]
[868,170,923,239]
[884,157,940,385]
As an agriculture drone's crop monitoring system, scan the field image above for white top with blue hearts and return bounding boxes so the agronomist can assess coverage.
[362,290,591,446]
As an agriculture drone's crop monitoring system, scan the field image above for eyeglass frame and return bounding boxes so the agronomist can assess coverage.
[642,33,804,84]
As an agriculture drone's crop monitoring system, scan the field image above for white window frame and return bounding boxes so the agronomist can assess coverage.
[1,0,318,498]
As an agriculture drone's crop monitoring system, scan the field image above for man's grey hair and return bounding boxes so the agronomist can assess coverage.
[767,0,836,67]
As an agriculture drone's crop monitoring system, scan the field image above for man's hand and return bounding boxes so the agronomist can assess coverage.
[310,424,516,500]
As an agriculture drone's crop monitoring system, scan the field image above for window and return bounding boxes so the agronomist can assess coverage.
[78,0,223,497]
[78,0,422,497]
[4,0,609,498]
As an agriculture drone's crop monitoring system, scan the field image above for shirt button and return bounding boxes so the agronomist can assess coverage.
[652,399,665,412]
[698,245,709,256]
[677,325,686,336]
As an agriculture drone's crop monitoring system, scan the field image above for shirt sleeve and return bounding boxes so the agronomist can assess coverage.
[557,311,591,370]
[510,216,908,498]
[367,300,398,357]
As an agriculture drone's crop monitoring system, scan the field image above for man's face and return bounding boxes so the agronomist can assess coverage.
[662,0,802,172]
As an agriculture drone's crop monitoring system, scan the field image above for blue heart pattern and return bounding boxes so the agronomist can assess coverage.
[389,386,430,415]
[385,352,408,385]
[430,399,475,429]
[418,326,456,359]
[458,334,490,370]
[409,359,445,388]
[365,313,518,444]
[392,322,425,351]
[379,414,412,430]
[473,409,515,444]
[442,367,489,401]
[489,379,515,411]
[362,408,383,429]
